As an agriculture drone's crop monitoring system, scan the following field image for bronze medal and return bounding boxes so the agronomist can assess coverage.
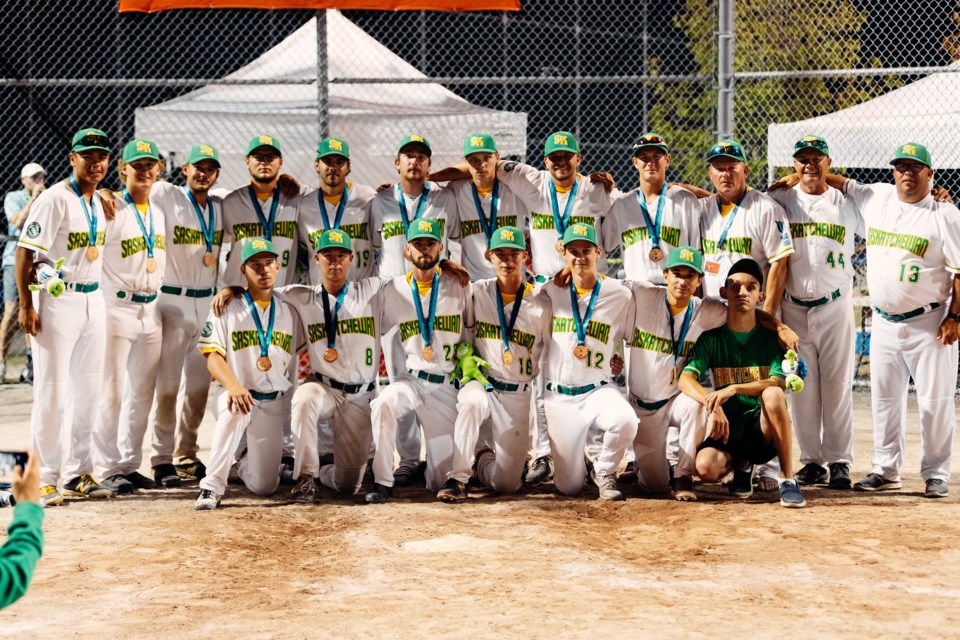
[649,247,664,262]
[422,345,434,362]
[256,356,272,372]
[573,344,588,360]
[203,252,215,267]
[555,238,564,253]
[85,245,99,262]
[146,257,158,273]
[323,347,338,363]
[502,349,514,366]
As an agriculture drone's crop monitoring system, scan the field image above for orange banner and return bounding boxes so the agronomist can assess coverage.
[120,0,519,11]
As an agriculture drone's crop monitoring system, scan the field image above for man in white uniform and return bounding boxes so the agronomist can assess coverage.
[195,238,300,510]
[16,128,113,506]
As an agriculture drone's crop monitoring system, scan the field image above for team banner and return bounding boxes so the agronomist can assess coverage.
[120,0,519,11]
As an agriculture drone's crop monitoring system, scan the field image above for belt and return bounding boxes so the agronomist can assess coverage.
[408,369,450,385]
[546,380,608,396]
[161,285,215,298]
[250,390,281,402]
[63,281,99,293]
[313,372,375,395]
[487,376,530,393]
[874,302,941,323]
[784,288,842,308]
[116,290,158,303]
[633,397,669,411]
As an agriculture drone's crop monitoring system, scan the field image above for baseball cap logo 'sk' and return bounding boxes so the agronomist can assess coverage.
[410,134,424,142]
[136,141,151,153]
[418,220,433,232]
[470,136,485,148]
[573,224,588,236]
[500,229,515,241]
[554,134,568,146]
[902,144,917,155]
[329,231,343,243]
[680,248,694,261]
[329,140,343,151]
[200,144,214,155]
[252,240,267,250]
[259,135,273,145]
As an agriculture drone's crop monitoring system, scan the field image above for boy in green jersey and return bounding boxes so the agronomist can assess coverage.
[679,258,806,508]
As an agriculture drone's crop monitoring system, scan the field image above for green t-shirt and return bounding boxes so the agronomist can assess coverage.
[683,324,785,439]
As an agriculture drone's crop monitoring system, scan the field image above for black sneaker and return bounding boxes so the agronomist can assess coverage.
[925,478,949,499]
[124,471,157,490]
[62,474,113,498]
[393,461,425,487]
[437,478,468,503]
[729,465,754,498]
[671,475,697,501]
[175,460,206,481]
[524,455,553,485]
[618,460,638,485]
[291,475,319,503]
[318,453,335,469]
[153,464,182,488]
[364,483,393,504]
[99,474,135,495]
[827,462,852,490]
[279,456,295,484]
[794,462,828,486]
[853,473,901,492]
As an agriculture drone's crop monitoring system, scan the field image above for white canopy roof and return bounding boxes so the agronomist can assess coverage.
[768,66,960,170]
[135,11,527,189]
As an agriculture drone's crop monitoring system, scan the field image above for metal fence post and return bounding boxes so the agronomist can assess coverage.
[317,10,329,140]
[716,0,735,140]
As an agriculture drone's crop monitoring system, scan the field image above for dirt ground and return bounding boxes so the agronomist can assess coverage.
[0,384,958,639]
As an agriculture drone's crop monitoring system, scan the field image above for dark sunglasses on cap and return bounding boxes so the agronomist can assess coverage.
[635,134,665,145]
[710,143,743,156]
[794,138,828,152]
[74,134,111,148]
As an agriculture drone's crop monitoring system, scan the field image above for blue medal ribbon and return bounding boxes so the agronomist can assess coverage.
[666,298,694,373]
[715,190,748,251]
[411,270,440,350]
[318,184,349,231]
[247,185,280,241]
[243,290,276,359]
[122,188,155,258]
[470,180,500,242]
[185,188,215,253]
[320,283,349,350]
[397,184,431,235]
[495,282,525,356]
[568,278,601,348]
[637,182,668,250]
[549,177,580,240]
[69,177,98,248]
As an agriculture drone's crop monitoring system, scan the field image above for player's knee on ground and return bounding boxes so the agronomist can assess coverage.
[696,449,728,482]
[553,468,586,496]
[244,474,280,497]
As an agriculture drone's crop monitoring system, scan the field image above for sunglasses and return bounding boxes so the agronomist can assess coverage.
[893,163,926,174]
[74,134,110,148]
[635,135,665,145]
[794,138,828,152]
[709,143,743,157]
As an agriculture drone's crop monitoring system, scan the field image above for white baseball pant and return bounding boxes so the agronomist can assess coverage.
[631,393,707,492]
[383,328,422,471]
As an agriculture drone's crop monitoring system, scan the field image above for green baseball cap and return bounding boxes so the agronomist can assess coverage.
[632,132,669,156]
[665,246,704,274]
[544,131,580,156]
[464,132,498,157]
[186,143,221,167]
[71,128,111,153]
[246,134,282,157]
[706,139,746,163]
[398,134,432,157]
[792,135,830,158]
[122,139,160,163]
[489,225,526,251]
[318,137,350,160]
[406,217,442,243]
[315,228,353,252]
[890,142,932,169]
[562,222,598,247]
[241,237,279,264]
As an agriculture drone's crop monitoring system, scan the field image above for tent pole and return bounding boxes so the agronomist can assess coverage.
[716,0,735,141]
[317,10,329,140]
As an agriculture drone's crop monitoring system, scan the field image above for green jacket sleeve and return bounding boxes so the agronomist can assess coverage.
[0,502,44,609]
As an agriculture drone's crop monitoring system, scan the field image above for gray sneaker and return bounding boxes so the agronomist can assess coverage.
[854,473,901,492]
[195,489,221,510]
[593,472,624,501]
[925,478,949,499]
[779,479,807,508]
[0,490,14,508]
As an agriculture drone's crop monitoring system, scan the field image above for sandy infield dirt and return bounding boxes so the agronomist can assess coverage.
[0,385,958,639]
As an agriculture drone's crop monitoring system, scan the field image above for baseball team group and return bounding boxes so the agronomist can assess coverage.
[7,124,960,513]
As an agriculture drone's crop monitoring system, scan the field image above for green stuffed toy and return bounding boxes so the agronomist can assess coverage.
[450,342,493,392]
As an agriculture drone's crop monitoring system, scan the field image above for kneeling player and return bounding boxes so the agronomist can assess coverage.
[678,259,806,508]
[195,238,300,510]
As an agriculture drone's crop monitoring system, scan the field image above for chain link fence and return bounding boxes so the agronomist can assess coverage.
[3,0,960,385]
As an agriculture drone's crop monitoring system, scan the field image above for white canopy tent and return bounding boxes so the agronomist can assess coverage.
[767,65,960,176]
[135,11,527,189]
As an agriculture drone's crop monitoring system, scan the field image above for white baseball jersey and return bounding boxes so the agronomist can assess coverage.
[278,277,382,385]
[379,270,469,375]
[699,189,795,298]
[497,161,615,278]
[467,279,551,383]
[845,182,960,312]
[448,180,528,280]
[540,276,631,387]
[152,181,223,290]
[371,183,458,279]
[198,294,300,393]
[17,180,106,282]
[298,182,377,282]
[221,185,300,286]
[603,186,701,283]
[623,281,728,403]
[770,185,864,300]
[101,193,167,294]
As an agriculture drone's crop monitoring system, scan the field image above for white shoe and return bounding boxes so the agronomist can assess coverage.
[195,489,221,510]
